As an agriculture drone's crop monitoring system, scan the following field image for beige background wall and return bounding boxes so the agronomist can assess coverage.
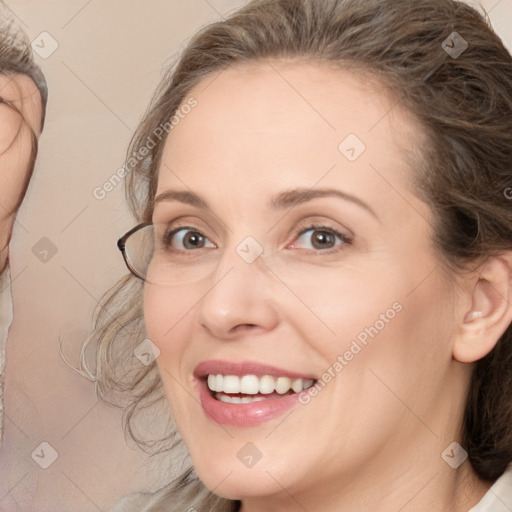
[0,0,510,511]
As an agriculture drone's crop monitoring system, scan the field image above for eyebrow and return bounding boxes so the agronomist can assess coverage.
[154,190,208,208]
[154,187,379,221]
[271,188,379,220]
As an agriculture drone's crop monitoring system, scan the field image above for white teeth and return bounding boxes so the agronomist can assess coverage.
[276,377,292,394]
[207,374,315,395]
[291,378,303,393]
[214,374,223,392]
[303,379,314,390]
[223,375,240,394]
[259,375,275,394]
[240,375,260,394]
[216,393,267,404]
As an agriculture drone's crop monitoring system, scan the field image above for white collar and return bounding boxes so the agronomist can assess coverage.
[470,466,512,511]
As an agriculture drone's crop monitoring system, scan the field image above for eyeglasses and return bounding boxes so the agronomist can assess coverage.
[118,223,219,285]
[118,223,153,282]
[118,222,348,287]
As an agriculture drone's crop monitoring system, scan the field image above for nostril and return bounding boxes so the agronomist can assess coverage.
[230,323,259,335]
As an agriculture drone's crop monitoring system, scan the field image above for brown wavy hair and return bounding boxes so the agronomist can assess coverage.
[82,0,512,508]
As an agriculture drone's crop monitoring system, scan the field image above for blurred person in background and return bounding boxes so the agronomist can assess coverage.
[0,1,47,441]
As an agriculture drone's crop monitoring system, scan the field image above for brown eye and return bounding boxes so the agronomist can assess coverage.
[182,231,206,249]
[166,228,215,250]
[310,230,336,249]
[293,227,350,251]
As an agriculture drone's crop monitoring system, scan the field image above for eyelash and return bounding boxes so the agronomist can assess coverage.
[162,223,353,255]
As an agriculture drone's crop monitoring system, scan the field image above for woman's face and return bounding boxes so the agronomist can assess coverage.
[144,62,466,505]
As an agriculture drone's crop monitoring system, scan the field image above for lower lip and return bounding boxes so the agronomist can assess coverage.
[197,379,305,427]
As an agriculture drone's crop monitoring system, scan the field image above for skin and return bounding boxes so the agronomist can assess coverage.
[0,73,43,272]
[143,61,512,511]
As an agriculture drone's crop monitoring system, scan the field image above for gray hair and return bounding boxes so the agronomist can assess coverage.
[0,2,48,127]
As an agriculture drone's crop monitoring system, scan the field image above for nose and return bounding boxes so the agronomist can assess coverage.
[195,249,279,340]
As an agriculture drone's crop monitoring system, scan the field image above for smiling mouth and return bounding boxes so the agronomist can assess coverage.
[207,374,316,404]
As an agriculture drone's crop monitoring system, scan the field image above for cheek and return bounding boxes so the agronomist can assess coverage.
[143,285,197,417]
[143,283,210,377]
[143,285,187,356]
[288,259,454,385]
[336,268,455,407]
[281,263,403,354]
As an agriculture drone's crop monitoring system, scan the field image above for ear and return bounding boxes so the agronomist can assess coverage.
[453,253,512,363]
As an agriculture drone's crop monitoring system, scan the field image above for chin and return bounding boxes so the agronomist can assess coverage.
[193,462,285,501]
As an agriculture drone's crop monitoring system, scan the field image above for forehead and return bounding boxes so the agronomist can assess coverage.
[158,60,424,206]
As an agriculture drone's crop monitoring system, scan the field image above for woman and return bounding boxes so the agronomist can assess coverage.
[83,0,512,510]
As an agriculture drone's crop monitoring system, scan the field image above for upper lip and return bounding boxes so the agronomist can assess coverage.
[194,360,317,380]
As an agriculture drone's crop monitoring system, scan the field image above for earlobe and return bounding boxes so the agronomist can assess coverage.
[453,254,512,364]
